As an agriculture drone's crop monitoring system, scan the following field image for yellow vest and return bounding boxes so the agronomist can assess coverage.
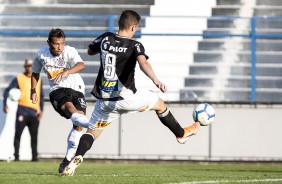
[17,73,41,111]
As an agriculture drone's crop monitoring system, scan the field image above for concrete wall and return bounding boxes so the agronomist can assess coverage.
[1,99,282,161]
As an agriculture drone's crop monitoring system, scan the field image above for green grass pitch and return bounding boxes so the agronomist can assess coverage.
[0,160,281,184]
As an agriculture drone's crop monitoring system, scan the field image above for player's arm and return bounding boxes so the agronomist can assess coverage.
[88,33,104,56]
[39,80,44,111]
[31,72,40,104]
[137,55,167,93]
[37,79,44,120]
[54,62,85,84]
[88,48,99,56]
[66,61,85,74]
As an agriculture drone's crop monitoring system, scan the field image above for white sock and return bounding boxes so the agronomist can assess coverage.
[65,128,83,161]
[71,113,89,128]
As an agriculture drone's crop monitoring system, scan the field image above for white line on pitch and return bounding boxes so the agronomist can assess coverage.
[168,178,282,184]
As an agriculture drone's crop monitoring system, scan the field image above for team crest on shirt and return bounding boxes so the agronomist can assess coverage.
[102,41,110,50]
[56,57,65,66]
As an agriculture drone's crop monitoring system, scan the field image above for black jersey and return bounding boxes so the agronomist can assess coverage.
[89,32,149,100]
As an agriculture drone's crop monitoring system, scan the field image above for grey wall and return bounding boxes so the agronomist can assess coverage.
[1,100,282,161]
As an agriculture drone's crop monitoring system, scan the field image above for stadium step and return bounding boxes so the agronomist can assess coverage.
[254,7,282,16]
[184,76,282,88]
[0,0,154,5]
[180,87,282,102]
[0,37,94,50]
[0,49,101,61]
[216,0,241,5]
[212,6,241,16]
[0,4,151,15]
[188,63,282,76]
[198,39,282,52]
[257,0,282,6]
[193,51,282,64]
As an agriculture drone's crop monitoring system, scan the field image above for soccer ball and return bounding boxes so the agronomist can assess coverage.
[8,88,22,101]
[193,103,215,126]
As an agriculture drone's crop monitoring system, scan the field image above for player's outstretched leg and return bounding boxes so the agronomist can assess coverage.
[176,122,200,144]
[157,108,200,144]
[62,155,83,176]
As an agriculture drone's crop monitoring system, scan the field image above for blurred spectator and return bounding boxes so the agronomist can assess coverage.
[3,58,44,162]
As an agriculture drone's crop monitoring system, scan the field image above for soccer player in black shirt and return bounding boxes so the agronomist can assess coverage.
[63,10,200,176]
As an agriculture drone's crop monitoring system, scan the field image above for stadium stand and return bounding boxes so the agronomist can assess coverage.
[135,0,216,101]
[0,0,153,100]
[180,0,282,102]
[1,0,282,103]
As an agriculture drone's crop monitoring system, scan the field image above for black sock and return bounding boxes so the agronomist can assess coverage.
[157,108,184,137]
[75,133,94,157]
[62,157,70,164]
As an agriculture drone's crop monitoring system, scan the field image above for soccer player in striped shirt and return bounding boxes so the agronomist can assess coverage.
[30,28,89,173]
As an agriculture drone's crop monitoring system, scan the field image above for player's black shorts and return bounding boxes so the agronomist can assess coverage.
[49,88,87,119]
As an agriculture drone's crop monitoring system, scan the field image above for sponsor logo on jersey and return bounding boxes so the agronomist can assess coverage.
[47,68,64,79]
[96,121,111,129]
[100,79,118,92]
[78,98,87,109]
[138,105,150,112]
[135,43,141,53]
[109,46,128,53]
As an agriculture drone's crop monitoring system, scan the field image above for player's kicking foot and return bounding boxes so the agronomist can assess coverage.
[62,155,83,176]
[58,158,70,174]
[176,122,200,144]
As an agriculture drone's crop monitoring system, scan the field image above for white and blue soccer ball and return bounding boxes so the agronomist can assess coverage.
[8,88,22,101]
[193,103,215,126]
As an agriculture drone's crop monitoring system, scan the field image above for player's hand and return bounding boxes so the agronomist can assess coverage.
[154,80,167,93]
[54,70,69,84]
[30,91,38,104]
[3,105,8,113]
[37,110,43,120]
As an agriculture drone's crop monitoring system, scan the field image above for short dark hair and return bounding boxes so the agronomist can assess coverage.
[118,10,141,30]
[48,28,65,42]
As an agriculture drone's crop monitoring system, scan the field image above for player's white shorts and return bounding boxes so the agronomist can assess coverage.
[88,89,159,130]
